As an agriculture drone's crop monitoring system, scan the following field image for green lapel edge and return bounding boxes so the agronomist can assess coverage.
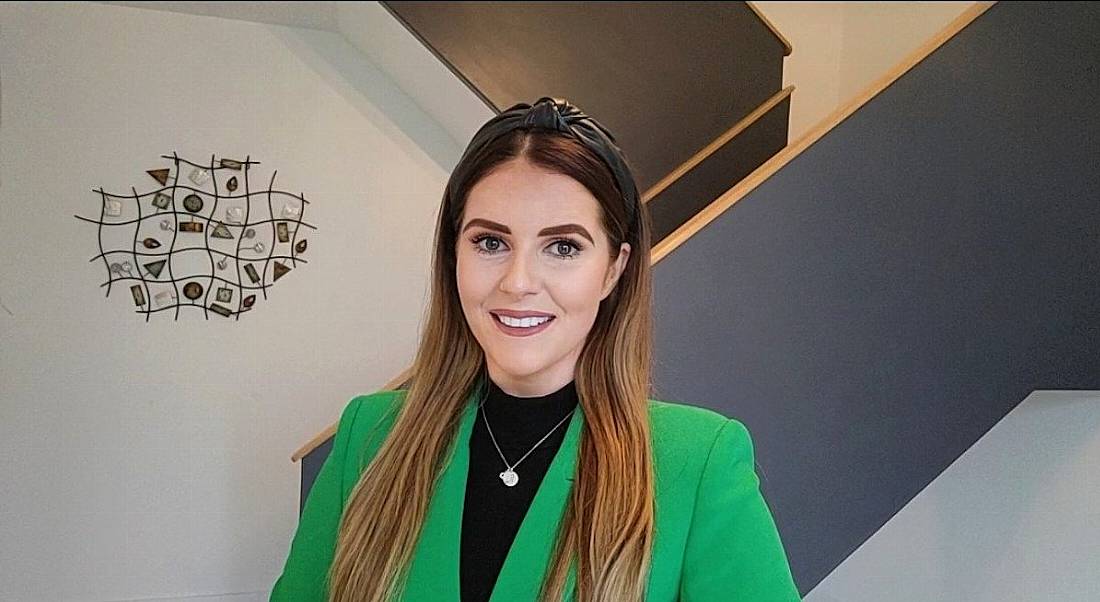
[402,388,583,601]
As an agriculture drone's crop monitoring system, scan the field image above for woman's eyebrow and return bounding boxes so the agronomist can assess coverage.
[462,218,594,245]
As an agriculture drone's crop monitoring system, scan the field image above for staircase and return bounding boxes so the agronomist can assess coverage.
[381,0,793,244]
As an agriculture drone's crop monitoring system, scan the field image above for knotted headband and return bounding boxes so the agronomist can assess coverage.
[452,96,639,230]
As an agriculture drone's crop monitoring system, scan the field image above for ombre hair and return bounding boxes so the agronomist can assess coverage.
[327,119,655,601]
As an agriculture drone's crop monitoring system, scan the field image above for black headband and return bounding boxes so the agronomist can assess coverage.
[453,96,639,230]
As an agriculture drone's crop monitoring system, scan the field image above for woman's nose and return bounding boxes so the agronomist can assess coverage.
[498,252,539,295]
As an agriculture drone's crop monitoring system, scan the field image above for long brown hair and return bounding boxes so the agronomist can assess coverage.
[327,125,655,601]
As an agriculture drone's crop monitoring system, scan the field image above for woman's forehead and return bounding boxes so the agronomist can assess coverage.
[465,163,601,225]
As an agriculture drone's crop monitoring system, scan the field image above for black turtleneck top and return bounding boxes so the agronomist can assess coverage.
[460,377,579,602]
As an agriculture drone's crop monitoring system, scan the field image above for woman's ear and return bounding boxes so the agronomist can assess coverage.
[601,242,631,300]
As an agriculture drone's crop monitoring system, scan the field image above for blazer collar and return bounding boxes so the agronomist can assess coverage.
[402,388,583,601]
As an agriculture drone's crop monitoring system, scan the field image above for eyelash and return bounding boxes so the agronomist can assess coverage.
[469,234,584,260]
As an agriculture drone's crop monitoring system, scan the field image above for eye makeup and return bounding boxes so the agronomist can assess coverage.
[468,233,584,260]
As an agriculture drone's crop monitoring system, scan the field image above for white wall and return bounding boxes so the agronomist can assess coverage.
[754,1,976,143]
[0,2,474,600]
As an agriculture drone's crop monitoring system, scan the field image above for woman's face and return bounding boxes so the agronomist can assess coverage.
[456,158,630,397]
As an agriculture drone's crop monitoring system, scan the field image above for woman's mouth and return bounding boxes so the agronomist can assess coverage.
[490,312,556,337]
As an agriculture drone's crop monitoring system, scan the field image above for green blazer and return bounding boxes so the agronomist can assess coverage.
[272,389,800,601]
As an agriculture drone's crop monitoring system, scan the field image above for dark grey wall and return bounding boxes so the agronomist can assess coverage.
[300,436,332,515]
[651,1,1100,594]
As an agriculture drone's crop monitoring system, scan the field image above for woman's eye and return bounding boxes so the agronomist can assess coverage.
[472,234,502,254]
[551,239,582,259]
[470,235,582,260]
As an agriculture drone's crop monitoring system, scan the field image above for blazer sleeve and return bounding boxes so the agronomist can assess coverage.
[679,418,801,601]
[270,396,364,602]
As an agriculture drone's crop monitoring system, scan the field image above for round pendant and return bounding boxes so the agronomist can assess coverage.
[499,469,519,487]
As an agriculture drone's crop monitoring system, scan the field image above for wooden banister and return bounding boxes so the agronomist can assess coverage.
[746,1,794,57]
[642,85,794,203]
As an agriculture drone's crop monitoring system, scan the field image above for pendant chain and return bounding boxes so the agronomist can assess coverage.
[479,397,575,487]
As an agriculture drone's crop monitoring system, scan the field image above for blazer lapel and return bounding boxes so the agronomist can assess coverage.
[402,388,585,602]
[488,396,583,602]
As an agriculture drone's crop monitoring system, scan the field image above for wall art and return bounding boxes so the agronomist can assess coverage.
[75,153,316,321]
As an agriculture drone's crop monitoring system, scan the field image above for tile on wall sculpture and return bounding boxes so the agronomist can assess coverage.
[104,198,122,217]
[243,263,260,284]
[147,168,171,186]
[182,194,203,213]
[182,282,203,300]
[211,223,234,239]
[154,289,176,308]
[188,167,210,186]
[143,260,166,278]
[272,261,291,282]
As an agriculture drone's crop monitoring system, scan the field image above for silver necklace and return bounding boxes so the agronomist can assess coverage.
[479,398,575,487]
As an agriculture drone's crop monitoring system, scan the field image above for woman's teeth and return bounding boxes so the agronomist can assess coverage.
[495,314,553,328]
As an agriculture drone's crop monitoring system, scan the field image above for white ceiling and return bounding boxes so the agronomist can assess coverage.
[95,1,339,32]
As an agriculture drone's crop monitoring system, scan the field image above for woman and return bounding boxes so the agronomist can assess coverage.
[272,97,800,601]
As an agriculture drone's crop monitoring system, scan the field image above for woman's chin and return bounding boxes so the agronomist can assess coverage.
[493,362,547,380]
[485,353,554,379]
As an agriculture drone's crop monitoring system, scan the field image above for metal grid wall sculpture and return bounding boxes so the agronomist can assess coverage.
[75,153,316,320]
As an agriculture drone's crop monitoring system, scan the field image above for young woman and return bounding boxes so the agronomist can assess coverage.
[272,97,800,602]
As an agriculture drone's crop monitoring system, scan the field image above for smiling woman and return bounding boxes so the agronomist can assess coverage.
[457,158,630,397]
[271,97,800,602]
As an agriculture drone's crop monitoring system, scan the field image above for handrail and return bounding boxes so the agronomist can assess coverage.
[291,1,995,462]
[651,1,994,265]
[642,86,794,203]
[746,1,793,57]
